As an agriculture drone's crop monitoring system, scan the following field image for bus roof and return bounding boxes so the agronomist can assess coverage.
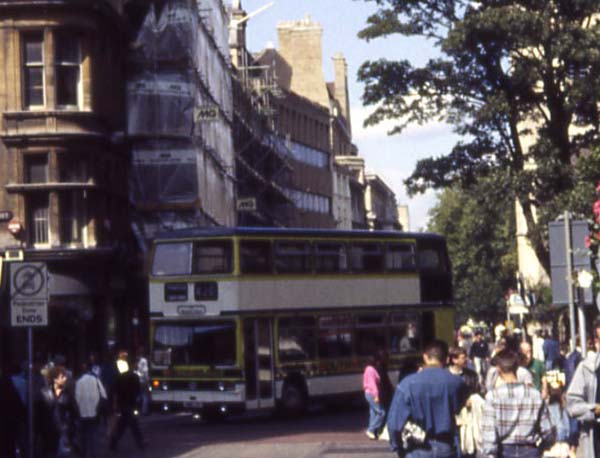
[152,226,445,242]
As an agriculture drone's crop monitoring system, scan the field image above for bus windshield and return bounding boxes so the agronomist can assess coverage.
[153,321,236,367]
[152,242,192,276]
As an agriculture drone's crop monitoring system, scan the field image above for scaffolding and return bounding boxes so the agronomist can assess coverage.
[126,0,235,239]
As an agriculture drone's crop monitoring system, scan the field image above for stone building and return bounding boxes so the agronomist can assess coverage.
[365,173,400,230]
[335,156,368,229]
[0,0,131,369]
[252,16,357,229]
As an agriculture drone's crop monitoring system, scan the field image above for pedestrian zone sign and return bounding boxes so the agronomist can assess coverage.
[10,262,48,327]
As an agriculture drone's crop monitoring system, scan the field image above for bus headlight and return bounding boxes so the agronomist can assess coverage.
[161,382,169,391]
[217,382,226,392]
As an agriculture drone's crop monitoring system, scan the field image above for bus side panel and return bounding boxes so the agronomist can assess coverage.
[434,308,455,346]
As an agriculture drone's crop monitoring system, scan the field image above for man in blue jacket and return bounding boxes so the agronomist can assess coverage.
[387,339,467,458]
[543,333,560,371]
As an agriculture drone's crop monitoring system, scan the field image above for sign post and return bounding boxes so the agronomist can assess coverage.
[549,214,592,352]
[10,262,49,458]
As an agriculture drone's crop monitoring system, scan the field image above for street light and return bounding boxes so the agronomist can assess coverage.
[577,269,594,289]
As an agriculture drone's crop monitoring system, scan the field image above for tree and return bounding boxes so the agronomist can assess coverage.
[427,174,517,322]
[358,0,600,275]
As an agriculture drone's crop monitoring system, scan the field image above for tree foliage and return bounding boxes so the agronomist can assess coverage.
[358,0,600,274]
[427,174,517,321]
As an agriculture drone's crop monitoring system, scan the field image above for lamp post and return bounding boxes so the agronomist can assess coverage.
[576,269,593,358]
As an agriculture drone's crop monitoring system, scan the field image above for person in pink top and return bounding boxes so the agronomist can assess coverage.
[364,352,386,439]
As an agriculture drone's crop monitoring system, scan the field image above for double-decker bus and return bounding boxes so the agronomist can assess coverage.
[148,227,453,417]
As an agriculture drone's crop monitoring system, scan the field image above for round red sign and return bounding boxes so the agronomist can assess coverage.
[7,218,23,235]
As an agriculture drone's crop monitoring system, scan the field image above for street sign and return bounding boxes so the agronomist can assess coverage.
[194,105,219,122]
[10,262,49,327]
[237,197,257,212]
[549,219,592,304]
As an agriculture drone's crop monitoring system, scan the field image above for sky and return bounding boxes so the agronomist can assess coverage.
[236,0,460,231]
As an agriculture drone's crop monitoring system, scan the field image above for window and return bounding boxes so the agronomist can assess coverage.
[282,188,330,214]
[287,141,329,169]
[55,31,81,107]
[27,194,49,245]
[349,243,383,273]
[59,191,85,244]
[314,242,347,273]
[153,321,236,366]
[274,241,311,274]
[386,243,416,271]
[240,240,272,274]
[278,316,317,362]
[390,313,421,354]
[24,155,48,183]
[192,241,232,274]
[355,314,387,356]
[59,157,87,182]
[152,242,192,276]
[22,32,44,108]
[418,248,446,272]
[318,314,352,358]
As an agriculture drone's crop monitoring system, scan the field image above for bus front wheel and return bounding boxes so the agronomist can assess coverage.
[279,381,307,417]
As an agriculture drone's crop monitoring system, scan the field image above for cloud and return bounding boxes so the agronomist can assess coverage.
[350,106,451,142]
[348,106,458,231]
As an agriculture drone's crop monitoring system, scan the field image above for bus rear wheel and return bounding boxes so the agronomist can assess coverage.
[279,381,307,417]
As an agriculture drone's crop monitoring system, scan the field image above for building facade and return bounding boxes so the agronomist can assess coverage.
[124,0,236,241]
[229,1,294,227]
[0,0,131,370]
[365,173,400,230]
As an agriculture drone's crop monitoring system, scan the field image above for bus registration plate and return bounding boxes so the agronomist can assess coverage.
[183,401,203,408]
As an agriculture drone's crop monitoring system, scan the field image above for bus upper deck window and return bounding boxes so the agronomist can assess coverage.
[240,240,272,274]
[386,243,416,271]
[274,241,311,274]
[418,249,445,272]
[193,241,232,274]
[152,242,192,276]
[349,243,383,273]
[315,242,347,273]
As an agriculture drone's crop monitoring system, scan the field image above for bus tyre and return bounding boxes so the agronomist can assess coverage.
[280,381,307,417]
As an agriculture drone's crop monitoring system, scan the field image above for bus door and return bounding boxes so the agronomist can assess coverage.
[243,318,275,409]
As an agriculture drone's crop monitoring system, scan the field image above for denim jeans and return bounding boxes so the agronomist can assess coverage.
[405,439,456,458]
[365,392,386,435]
[500,444,540,458]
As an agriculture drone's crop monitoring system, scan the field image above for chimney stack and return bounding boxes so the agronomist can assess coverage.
[332,53,351,135]
[277,16,329,108]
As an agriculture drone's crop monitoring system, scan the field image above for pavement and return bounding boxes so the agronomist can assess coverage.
[99,409,396,458]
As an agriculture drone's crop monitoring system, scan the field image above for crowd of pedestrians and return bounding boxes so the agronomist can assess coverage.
[362,321,600,458]
[1,348,150,458]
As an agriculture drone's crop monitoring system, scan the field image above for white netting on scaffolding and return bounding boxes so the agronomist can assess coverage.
[133,0,199,63]
[127,0,235,229]
[127,72,195,136]
[195,24,233,116]
[197,0,230,63]
[130,142,198,204]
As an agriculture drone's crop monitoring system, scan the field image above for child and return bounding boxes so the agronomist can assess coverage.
[456,369,485,458]
[545,384,572,458]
